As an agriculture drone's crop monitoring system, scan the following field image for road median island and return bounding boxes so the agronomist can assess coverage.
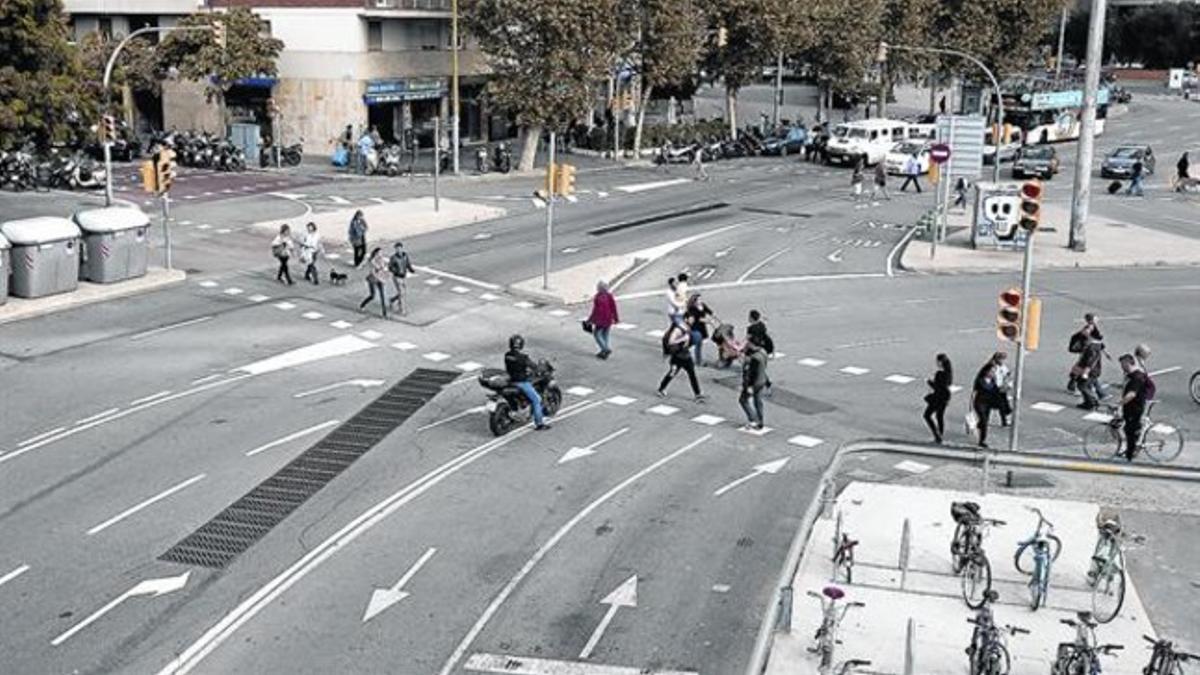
[250,196,506,245]
[0,267,186,325]
[901,203,1200,274]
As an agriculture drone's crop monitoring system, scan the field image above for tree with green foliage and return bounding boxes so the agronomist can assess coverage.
[465,0,624,170]
[79,32,164,100]
[156,7,284,123]
[703,0,795,136]
[793,0,884,121]
[1066,3,1199,69]
[0,0,96,150]
[879,0,937,115]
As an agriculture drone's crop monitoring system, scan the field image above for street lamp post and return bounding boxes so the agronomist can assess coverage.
[101,25,214,207]
[879,42,1004,183]
[450,0,461,175]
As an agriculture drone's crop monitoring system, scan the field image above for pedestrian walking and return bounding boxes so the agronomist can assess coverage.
[348,210,368,268]
[665,277,685,327]
[1067,313,1103,392]
[685,293,714,366]
[923,353,953,443]
[871,161,891,200]
[586,280,619,359]
[657,317,705,402]
[850,159,865,201]
[991,351,1013,426]
[387,241,416,315]
[969,358,1002,448]
[953,177,969,209]
[1074,335,1107,410]
[738,340,769,430]
[746,309,775,393]
[357,129,375,175]
[300,222,323,285]
[270,224,295,285]
[1118,353,1150,461]
[358,247,390,318]
[692,146,709,181]
[1174,152,1190,192]
[1126,158,1145,197]
[900,153,922,193]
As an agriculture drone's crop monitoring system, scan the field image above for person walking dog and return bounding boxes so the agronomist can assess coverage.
[586,280,619,359]
[300,222,324,285]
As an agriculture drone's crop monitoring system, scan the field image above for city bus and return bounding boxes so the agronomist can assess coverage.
[1001,85,1110,145]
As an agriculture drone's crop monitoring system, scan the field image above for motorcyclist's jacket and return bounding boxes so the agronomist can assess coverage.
[505,349,534,382]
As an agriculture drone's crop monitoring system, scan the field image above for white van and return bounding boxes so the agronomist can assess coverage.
[825,119,911,166]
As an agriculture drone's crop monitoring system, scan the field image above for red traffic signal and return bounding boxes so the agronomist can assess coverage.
[1019,180,1042,231]
[997,288,1022,341]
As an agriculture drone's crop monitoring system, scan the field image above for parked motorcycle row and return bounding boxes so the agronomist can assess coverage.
[1,144,106,192]
[652,125,794,165]
[148,130,247,172]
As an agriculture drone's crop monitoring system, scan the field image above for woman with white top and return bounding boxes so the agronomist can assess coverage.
[300,221,324,285]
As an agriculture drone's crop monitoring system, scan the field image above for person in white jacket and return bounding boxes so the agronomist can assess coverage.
[300,221,324,285]
[271,224,296,285]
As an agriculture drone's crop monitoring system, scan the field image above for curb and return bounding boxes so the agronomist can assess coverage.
[0,269,187,326]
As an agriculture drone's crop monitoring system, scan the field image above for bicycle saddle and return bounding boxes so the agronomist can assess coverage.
[1099,519,1122,534]
[822,586,845,600]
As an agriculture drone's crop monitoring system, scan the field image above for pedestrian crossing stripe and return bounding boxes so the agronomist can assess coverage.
[840,366,870,375]
[223,288,244,296]
[422,352,451,362]
[479,293,500,301]
[455,361,483,372]
[547,309,570,317]
[738,425,773,436]
[605,395,637,406]
[198,280,219,288]
[798,358,825,367]
[301,311,324,320]
[329,320,352,329]
[646,405,679,416]
[359,330,383,340]
[614,323,637,331]
[273,302,296,310]
[884,374,915,384]
[1031,402,1064,413]
[691,414,725,426]
[450,286,470,294]
[787,434,824,448]
[391,341,417,351]
[566,386,595,396]
[425,278,443,286]
[514,301,536,309]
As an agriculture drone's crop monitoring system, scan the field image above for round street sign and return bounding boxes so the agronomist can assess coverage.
[929,143,952,164]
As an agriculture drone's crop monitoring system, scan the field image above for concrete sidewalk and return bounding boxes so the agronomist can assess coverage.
[250,196,505,246]
[902,203,1200,274]
[0,267,186,325]
[764,482,1156,675]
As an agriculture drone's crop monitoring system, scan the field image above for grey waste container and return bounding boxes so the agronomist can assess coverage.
[0,233,9,306]
[0,217,81,298]
[74,207,150,283]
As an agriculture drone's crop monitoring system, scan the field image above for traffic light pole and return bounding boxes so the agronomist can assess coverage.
[160,193,173,270]
[1008,233,1035,454]
[433,117,441,213]
[544,132,556,291]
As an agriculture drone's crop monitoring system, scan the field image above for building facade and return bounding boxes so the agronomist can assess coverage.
[65,0,495,153]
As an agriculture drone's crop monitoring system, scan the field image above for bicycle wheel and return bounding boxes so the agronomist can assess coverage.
[1065,652,1093,675]
[952,522,967,573]
[962,555,993,609]
[1143,420,1184,463]
[1014,542,1033,574]
[1083,422,1123,460]
[1091,548,1126,623]
[984,642,1011,675]
[1189,370,1200,405]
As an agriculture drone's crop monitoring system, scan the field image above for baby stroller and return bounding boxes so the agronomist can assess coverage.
[710,323,744,369]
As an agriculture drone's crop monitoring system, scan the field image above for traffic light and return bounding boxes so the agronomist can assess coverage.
[556,163,577,196]
[213,20,227,48]
[139,160,157,194]
[542,161,557,198]
[1019,180,1042,231]
[997,288,1022,342]
[154,148,177,194]
[99,115,116,143]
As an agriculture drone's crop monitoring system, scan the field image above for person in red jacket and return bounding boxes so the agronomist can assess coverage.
[587,280,619,359]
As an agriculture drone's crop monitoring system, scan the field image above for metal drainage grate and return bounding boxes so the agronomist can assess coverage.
[159,368,459,569]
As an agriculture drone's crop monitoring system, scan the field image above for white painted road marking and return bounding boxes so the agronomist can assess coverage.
[558,427,631,464]
[464,654,698,675]
[738,247,791,282]
[301,311,324,320]
[330,320,352,329]
[690,414,725,426]
[362,547,437,623]
[787,434,825,449]
[273,302,296,311]
[798,358,826,367]
[416,405,487,433]
[438,434,712,675]
[391,341,417,351]
[456,361,484,373]
[87,474,206,535]
[615,177,690,193]
[245,421,340,457]
[129,316,214,341]
[646,404,679,416]
[422,351,451,362]
[884,374,915,385]
[840,366,870,376]
[17,427,67,448]
[605,395,636,406]
[359,330,384,340]
[579,575,638,659]
[75,408,120,426]
[894,460,931,474]
[130,390,173,406]
[1083,411,1113,423]
[53,572,190,646]
[567,386,595,396]
[548,309,571,317]
[826,248,844,263]
[237,336,377,376]
[714,458,789,497]
[294,379,385,399]
[0,564,31,590]
[1032,402,1065,413]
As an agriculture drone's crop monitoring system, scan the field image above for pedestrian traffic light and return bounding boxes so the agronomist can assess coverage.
[154,148,177,194]
[556,163,577,196]
[139,160,158,194]
[997,288,1022,342]
[1019,180,1042,231]
[213,20,227,48]
[716,27,728,47]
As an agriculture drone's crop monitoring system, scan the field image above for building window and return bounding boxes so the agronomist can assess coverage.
[99,17,113,39]
[368,21,382,51]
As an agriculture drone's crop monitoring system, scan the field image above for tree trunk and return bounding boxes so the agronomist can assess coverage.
[817,81,827,124]
[633,84,653,158]
[928,73,937,115]
[518,124,541,172]
[725,84,738,139]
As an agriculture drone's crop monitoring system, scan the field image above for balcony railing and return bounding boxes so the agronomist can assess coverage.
[366,0,452,10]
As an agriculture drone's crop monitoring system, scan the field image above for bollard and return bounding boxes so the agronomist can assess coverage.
[831,510,844,582]
[904,617,916,675]
[775,585,793,633]
[899,518,912,590]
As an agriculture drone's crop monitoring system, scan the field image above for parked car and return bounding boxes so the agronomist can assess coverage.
[983,126,1024,165]
[760,126,807,156]
[1100,144,1155,178]
[1011,145,1060,179]
[883,140,931,175]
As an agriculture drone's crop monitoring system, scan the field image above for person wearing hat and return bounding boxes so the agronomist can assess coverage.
[387,241,416,316]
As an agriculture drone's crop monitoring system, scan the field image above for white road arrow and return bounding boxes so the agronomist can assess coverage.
[714,246,736,258]
[52,572,190,646]
[362,547,437,623]
[558,427,631,464]
[713,457,790,497]
[294,379,386,399]
[579,575,638,660]
[267,192,308,201]
[826,248,844,263]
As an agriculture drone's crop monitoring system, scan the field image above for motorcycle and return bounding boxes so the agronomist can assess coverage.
[655,142,695,165]
[478,360,563,436]
[1,147,38,191]
[260,140,304,167]
[379,144,405,176]
[492,142,512,173]
[214,141,246,172]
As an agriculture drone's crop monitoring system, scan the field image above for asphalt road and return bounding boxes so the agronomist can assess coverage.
[1,94,1198,674]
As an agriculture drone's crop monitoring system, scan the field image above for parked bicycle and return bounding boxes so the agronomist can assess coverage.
[834,659,871,675]
[966,590,1028,675]
[832,510,859,584]
[1142,634,1199,674]
[1014,506,1062,610]
[1051,611,1123,674]
[1087,513,1127,624]
[807,586,863,674]
[950,500,1005,608]
[1082,401,1184,463]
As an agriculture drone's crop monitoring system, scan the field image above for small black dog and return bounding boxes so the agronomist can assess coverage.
[329,269,348,285]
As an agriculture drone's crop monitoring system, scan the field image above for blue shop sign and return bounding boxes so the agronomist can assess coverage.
[364,78,448,104]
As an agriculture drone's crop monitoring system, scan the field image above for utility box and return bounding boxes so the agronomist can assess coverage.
[74,207,150,283]
[0,217,81,298]
[0,233,9,305]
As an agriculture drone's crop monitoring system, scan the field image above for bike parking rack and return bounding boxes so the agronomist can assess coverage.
[747,438,1200,675]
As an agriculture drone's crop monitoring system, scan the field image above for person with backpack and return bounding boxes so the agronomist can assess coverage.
[270,224,295,285]
[685,293,714,366]
[300,222,324,285]
[657,315,705,402]
[1075,335,1107,410]
[387,241,416,315]
[1067,313,1103,392]
[348,210,368,267]
[738,340,769,430]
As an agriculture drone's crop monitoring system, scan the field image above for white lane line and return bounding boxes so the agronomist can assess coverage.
[1149,366,1181,377]
[190,374,224,385]
[156,400,602,675]
[438,433,712,675]
[0,564,31,590]
[416,405,487,433]
[17,427,67,448]
[129,316,214,342]
[245,420,339,457]
[75,408,120,426]
[615,177,691,193]
[738,247,792,282]
[1031,402,1065,413]
[130,390,174,406]
[86,474,206,535]
[614,273,887,300]
[465,654,696,675]
[413,265,501,291]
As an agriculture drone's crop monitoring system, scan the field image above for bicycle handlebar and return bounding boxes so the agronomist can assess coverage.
[848,601,866,608]
[1098,644,1124,653]
[1006,625,1030,635]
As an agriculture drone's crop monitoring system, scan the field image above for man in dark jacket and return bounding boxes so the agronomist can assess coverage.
[746,309,775,394]
[505,334,549,430]
[387,242,416,315]
[1118,353,1149,461]
[739,342,769,430]
[1067,313,1103,392]
[1076,336,1106,410]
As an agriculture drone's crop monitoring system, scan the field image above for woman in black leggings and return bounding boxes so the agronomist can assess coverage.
[923,353,953,443]
[657,318,705,402]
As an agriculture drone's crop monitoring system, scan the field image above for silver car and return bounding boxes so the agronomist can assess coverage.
[1100,145,1155,178]
[1011,145,1060,180]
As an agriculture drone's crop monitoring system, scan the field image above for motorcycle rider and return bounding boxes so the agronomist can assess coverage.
[505,335,551,430]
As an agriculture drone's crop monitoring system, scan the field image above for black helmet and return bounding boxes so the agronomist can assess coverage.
[509,334,525,351]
